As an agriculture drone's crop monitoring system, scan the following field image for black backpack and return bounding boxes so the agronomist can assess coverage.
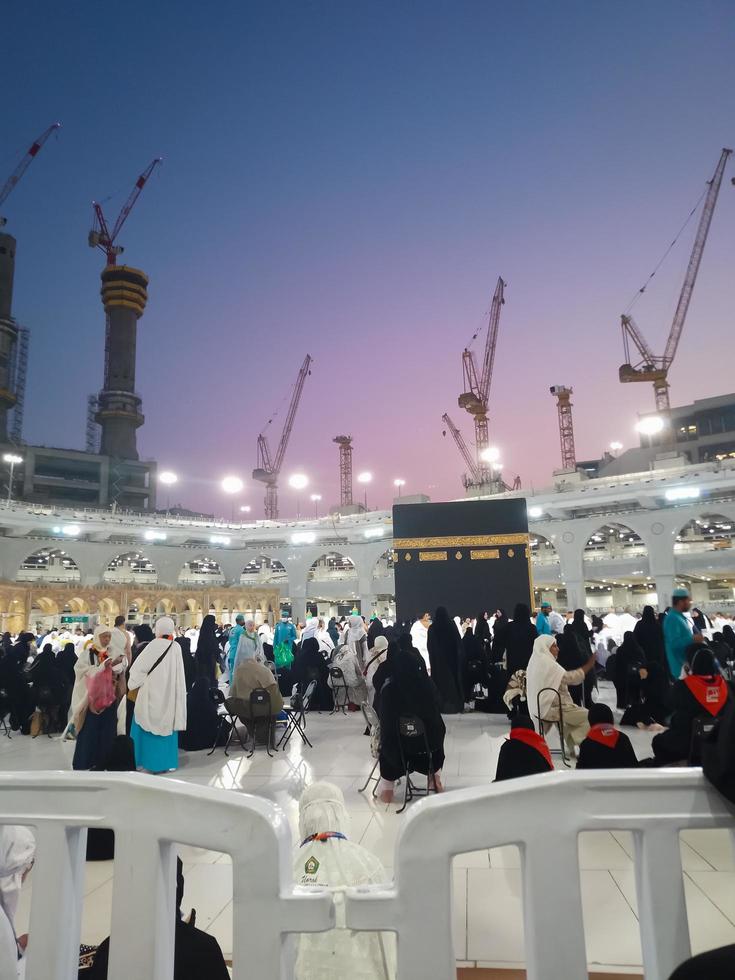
[701,689,735,804]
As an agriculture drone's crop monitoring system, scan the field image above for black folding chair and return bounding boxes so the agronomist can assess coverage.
[207,688,244,756]
[358,701,381,798]
[396,715,437,814]
[536,687,571,767]
[278,681,316,749]
[0,689,12,738]
[329,666,349,714]
[689,715,718,766]
[245,688,276,758]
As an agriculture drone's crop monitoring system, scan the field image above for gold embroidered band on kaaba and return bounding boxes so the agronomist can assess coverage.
[419,551,447,561]
[393,533,528,550]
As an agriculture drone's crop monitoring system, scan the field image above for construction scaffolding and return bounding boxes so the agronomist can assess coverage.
[8,324,29,444]
[334,435,353,507]
[86,394,101,454]
[550,385,576,470]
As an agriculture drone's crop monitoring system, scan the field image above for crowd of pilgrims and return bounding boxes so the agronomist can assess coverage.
[2,595,735,977]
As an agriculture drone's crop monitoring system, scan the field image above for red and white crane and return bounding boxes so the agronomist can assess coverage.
[0,122,61,227]
[88,157,162,266]
[252,355,312,519]
[619,148,732,413]
[458,276,506,480]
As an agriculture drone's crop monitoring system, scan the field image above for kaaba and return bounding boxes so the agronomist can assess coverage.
[393,498,533,622]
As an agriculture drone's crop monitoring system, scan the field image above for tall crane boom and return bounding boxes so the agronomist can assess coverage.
[619,148,732,413]
[253,355,312,519]
[458,277,506,476]
[88,157,162,265]
[663,147,731,367]
[442,413,479,484]
[0,123,61,224]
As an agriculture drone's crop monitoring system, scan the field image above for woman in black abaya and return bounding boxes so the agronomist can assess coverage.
[633,605,666,667]
[427,606,464,713]
[194,615,220,684]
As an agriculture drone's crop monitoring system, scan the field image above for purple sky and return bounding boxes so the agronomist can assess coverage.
[3,2,734,518]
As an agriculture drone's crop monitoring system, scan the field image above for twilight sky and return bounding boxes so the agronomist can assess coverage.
[2,2,734,518]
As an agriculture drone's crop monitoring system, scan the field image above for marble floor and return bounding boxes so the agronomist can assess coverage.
[4,682,735,975]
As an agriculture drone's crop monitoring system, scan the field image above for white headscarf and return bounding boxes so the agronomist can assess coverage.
[299,782,351,839]
[93,623,111,651]
[346,615,365,644]
[301,618,320,642]
[525,634,566,729]
[155,616,176,637]
[0,826,35,926]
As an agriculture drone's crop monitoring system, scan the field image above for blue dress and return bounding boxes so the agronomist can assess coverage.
[130,715,179,772]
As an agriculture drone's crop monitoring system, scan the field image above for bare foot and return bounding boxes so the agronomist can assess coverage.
[379,789,394,804]
[431,774,444,793]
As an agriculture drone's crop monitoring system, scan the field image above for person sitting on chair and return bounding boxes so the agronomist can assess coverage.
[525,634,595,755]
[231,641,283,718]
[576,703,638,769]
[377,644,445,803]
[494,716,553,781]
[651,646,730,766]
[87,858,229,979]
[293,782,395,979]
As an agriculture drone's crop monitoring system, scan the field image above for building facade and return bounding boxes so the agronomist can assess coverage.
[1,456,734,632]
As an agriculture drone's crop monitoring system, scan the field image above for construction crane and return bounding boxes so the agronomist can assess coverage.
[442,413,478,487]
[442,412,522,492]
[333,435,353,507]
[0,122,61,227]
[619,147,732,413]
[88,157,162,266]
[8,325,29,444]
[550,386,576,470]
[458,277,506,480]
[252,355,312,519]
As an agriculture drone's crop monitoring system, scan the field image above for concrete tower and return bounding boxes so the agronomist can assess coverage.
[0,232,19,442]
[95,264,148,460]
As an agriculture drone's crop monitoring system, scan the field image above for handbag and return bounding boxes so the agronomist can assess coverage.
[85,665,116,715]
[127,641,174,703]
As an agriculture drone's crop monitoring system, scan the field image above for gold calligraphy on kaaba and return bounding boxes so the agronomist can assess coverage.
[470,549,500,560]
[419,551,448,561]
[394,533,528,550]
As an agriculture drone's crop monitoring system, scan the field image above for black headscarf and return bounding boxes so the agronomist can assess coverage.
[691,608,708,633]
[687,644,718,676]
[721,625,735,651]
[571,609,590,640]
[195,615,220,682]
[475,612,491,646]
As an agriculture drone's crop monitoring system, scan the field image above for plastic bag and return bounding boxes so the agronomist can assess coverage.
[85,665,115,714]
[274,642,294,670]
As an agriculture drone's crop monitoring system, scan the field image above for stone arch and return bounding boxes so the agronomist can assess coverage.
[583,522,648,561]
[103,552,157,585]
[307,552,358,582]
[372,549,395,580]
[178,555,225,585]
[675,512,735,552]
[16,547,81,584]
[240,554,287,585]
[583,521,651,612]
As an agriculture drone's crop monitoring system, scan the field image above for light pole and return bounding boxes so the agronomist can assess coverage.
[393,478,405,498]
[357,471,373,510]
[3,453,22,508]
[239,504,251,520]
[221,475,244,521]
[158,470,178,512]
[288,473,309,519]
[310,493,322,519]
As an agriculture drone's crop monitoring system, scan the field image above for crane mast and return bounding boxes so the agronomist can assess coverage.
[458,277,506,479]
[252,355,312,519]
[619,148,732,413]
[0,123,61,225]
